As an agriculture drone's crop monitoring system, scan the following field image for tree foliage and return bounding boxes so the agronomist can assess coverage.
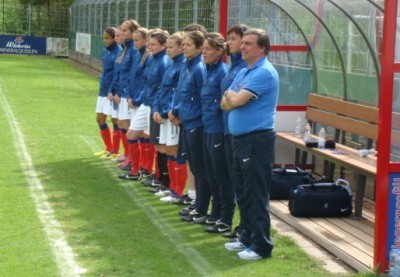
[0,0,71,37]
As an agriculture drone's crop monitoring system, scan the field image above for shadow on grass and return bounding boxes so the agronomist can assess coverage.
[32,156,258,276]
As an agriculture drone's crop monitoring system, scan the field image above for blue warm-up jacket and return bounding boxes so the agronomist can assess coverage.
[109,46,123,96]
[220,52,247,134]
[171,54,206,130]
[153,53,185,119]
[128,47,153,107]
[118,39,137,98]
[201,58,229,134]
[99,42,122,97]
[142,50,168,113]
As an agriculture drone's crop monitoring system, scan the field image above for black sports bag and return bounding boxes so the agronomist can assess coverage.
[270,166,313,200]
[288,179,352,217]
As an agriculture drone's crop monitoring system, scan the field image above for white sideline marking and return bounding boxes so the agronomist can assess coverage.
[0,84,86,277]
[80,135,215,276]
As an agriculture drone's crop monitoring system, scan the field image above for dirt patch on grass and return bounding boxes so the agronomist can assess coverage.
[63,58,101,78]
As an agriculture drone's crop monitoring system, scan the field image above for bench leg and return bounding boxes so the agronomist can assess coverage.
[353,174,367,220]
[295,147,300,166]
[301,151,308,168]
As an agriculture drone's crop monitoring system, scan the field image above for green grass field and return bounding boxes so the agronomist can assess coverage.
[0,55,376,277]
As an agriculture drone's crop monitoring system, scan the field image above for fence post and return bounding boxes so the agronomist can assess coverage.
[174,0,179,32]
[193,0,198,23]
[28,3,31,36]
[158,0,163,29]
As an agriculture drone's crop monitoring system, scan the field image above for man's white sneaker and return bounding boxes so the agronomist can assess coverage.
[237,248,263,260]
[224,241,246,251]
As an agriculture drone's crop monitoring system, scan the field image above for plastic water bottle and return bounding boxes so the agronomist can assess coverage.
[303,123,311,143]
[294,117,302,137]
[318,127,326,149]
[389,248,400,276]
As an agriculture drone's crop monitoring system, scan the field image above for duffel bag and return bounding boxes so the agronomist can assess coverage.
[270,166,313,200]
[288,179,352,217]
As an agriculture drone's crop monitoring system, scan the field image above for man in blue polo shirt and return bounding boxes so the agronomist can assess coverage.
[221,28,279,260]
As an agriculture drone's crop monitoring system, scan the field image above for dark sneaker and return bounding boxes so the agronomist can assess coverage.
[171,194,188,205]
[148,186,168,194]
[140,169,152,179]
[204,220,232,233]
[141,174,156,185]
[118,173,141,180]
[178,207,193,216]
[192,214,208,224]
[179,209,189,216]
[119,164,132,171]
[183,195,194,205]
[222,226,242,239]
[150,179,162,187]
[181,210,200,222]
[205,216,218,225]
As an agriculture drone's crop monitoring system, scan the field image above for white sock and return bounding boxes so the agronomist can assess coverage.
[188,189,196,200]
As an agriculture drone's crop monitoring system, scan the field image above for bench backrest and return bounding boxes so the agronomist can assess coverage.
[306,94,378,141]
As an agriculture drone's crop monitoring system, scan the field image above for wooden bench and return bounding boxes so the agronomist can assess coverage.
[277,93,380,219]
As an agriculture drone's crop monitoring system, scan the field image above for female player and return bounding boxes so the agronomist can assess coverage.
[113,20,140,167]
[120,29,169,182]
[200,32,233,232]
[168,31,209,222]
[94,27,122,157]
[219,24,249,238]
[152,32,186,201]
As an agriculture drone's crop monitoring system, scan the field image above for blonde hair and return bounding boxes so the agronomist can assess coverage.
[167,31,185,46]
[148,28,170,45]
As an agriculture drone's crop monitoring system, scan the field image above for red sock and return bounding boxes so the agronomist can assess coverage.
[121,130,129,157]
[139,141,146,170]
[174,163,187,196]
[112,129,121,154]
[129,140,140,174]
[100,127,113,152]
[145,143,155,174]
[167,159,177,192]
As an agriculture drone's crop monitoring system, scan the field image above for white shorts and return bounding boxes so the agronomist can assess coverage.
[118,97,131,120]
[129,106,138,121]
[159,120,179,146]
[111,102,119,119]
[95,96,112,115]
[130,104,151,134]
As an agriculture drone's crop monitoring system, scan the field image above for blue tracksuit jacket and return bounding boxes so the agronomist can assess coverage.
[153,53,185,119]
[201,58,229,134]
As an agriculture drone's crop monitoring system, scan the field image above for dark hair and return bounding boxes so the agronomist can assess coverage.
[243,28,270,55]
[148,28,170,45]
[228,24,249,38]
[104,27,117,39]
[185,31,206,49]
[205,32,226,54]
[122,19,140,32]
[183,23,207,35]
